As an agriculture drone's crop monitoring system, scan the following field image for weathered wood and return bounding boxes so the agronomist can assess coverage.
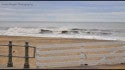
[36,55,80,61]
[35,41,125,68]
[36,49,81,55]
[37,41,124,49]
[37,61,81,68]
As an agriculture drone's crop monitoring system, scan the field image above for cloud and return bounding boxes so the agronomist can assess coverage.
[0,1,125,22]
[112,12,125,15]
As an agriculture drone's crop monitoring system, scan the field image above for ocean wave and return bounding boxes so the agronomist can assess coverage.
[0,27,125,41]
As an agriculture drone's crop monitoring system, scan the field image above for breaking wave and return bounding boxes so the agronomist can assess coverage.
[0,27,125,41]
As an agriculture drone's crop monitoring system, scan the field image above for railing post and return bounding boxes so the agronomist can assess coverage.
[80,46,84,66]
[7,41,13,67]
[24,42,30,69]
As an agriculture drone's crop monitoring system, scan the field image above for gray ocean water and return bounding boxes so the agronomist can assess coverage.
[0,21,125,41]
[0,21,125,29]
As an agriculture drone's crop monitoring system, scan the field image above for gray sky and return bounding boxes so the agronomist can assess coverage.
[0,1,125,22]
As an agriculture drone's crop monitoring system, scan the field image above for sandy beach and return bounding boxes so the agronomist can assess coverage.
[0,1,125,69]
[0,35,125,69]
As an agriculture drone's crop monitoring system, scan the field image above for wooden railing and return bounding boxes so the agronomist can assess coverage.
[36,41,125,68]
[1,41,124,69]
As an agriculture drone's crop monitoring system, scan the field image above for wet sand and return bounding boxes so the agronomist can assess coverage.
[0,35,125,69]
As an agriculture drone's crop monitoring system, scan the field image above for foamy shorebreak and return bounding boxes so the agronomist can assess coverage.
[0,27,125,41]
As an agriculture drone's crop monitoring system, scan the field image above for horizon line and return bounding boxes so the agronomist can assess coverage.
[0,21,125,23]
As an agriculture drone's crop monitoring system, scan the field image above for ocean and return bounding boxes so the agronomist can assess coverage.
[0,21,125,41]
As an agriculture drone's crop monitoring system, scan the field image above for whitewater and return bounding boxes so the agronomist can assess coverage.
[0,22,125,41]
[0,27,125,41]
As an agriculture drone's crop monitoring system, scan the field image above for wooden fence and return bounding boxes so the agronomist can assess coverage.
[1,41,124,69]
[35,41,125,68]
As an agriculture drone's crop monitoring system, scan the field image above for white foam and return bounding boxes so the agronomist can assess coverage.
[0,27,125,41]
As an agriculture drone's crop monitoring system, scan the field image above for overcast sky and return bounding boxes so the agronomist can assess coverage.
[0,1,125,22]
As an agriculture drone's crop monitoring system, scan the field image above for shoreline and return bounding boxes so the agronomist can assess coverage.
[1,26,125,41]
[0,35,115,42]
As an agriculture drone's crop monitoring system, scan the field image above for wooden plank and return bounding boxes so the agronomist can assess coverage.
[84,41,124,46]
[35,41,125,68]
[98,57,125,65]
[37,52,80,57]
[39,57,125,67]
[37,41,124,49]
[37,43,84,48]
[36,54,125,68]
[82,56,125,65]
[36,55,80,61]
[37,57,80,63]
[36,49,81,55]
[82,60,100,65]
[107,58,125,64]
[36,46,125,55]
[39,46,80,51]
[83,46,125,52]
[86,52,125,58]
[36,61,81,68]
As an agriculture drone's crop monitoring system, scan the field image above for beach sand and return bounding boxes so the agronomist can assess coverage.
[0,35,125,69]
